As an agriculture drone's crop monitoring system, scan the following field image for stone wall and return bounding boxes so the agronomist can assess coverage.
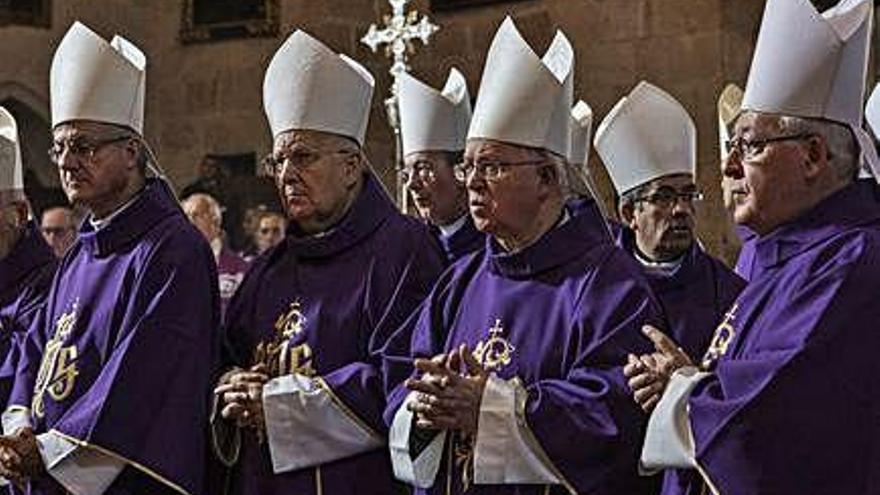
[0,0,768,263]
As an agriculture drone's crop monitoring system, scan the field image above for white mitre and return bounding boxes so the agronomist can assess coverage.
[467,17,574,157]
[398,68,471,156]
[263,30,375,145]
[594,81,696,195]
[717,83,743,162]
[0,107,24,204]
[51,21,146,134]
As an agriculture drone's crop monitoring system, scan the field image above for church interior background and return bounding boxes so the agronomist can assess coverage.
[0,0,872,263]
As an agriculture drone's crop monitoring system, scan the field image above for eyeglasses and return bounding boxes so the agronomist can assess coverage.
[452,158,546,183]
[724,133,814,161]
[262,149,354,176]
[399,161,440,184]
[634,188,704,208]
[48,135,132,165]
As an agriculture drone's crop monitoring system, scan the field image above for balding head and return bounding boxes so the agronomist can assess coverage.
[41,206,76,258]
[182,193,222,244]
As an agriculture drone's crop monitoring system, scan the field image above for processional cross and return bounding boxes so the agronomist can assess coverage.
[361,0,439,208]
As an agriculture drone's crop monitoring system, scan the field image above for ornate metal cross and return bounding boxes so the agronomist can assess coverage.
[361,0,439,208]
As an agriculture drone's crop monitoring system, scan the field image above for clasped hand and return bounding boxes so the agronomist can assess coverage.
[623,325,694,413]
[405,344,489,435]
[215,364,270,431]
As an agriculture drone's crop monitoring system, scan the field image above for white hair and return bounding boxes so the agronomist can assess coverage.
[182,193,222,226]
[778,116,858,182]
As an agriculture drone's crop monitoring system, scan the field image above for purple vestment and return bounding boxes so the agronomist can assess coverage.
[733,224,757,281]
[8,180,220,495]
[0,222,56,408]
[220,173,444,495]
[613,225,746,360]
[431,216,485,264]
[679,180,880,494]
[384,200,665,495]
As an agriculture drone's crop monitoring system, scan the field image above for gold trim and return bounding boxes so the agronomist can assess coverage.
[511,378,578,495]
[312,376,383,441]
[49,429,191,495]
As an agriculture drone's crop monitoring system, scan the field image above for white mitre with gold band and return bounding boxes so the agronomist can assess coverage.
[398,68,471,156]
[741,0,877,177]
[263,30,375,145]
[568,101,594,167]
[0,107,24,205]
[594,81,696,195]
[51,21,146,134]
[467,17,574,157]
[717,83,743,162]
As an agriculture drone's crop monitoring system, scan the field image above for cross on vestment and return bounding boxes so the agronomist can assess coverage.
[361,0,439,209]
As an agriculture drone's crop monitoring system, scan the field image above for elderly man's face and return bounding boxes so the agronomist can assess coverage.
[269,130,361,232]
[463,139,551,238]
[41,207,77,258]
[624,174,698,260]
[182,196,221,244]
[52,121,138,214]
[0,201,27,260]
[404,151,466,226]
[724,111,816,235]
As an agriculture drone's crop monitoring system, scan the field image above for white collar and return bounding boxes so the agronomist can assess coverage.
[633,248,684,276]
[88,191,142,230]
[437,214,468,238]
[210,237,223,259]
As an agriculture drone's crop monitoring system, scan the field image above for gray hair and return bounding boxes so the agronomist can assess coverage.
[778,116,858,182]
[182,193,222,225]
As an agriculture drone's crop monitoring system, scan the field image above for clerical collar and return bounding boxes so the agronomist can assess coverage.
[437,214,468,239]
[89,189,144,230]
[210,237,223,259]
[504,208,570,255]
[633,248,684,276]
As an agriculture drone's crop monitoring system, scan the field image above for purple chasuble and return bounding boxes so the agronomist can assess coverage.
[216,248,249,319]
[0,222,56,408]
[221,173,444,495]
[384,201,665,495]
[733,225,757,281]
[612,224,746,360]
[8,180,220,495]
[431,215,485,264]
[680,180,880,495]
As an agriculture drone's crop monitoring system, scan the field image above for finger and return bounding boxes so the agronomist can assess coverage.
[430,397,474,411]
[214,382,244,395]
[221,402,247,420]
[634,381,666,404]
[627,372,658,390]
[642,325,683,358]
[249,363,269,374]
[640,354,659,372]
[460,345,485,376]
[414,358,450,376]
[230,372,270,385]
[642,393,661,413]
[406,379,454,398]
[445,349,461,374]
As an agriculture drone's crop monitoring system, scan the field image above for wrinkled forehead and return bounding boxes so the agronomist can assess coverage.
[52,120,132,141]
[273,129,359,153]
[464,138,543,161]
[733,111,785,137]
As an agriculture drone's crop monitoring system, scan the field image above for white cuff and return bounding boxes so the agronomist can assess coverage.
[474,375,559,485]
[37,431,125,495]
[263,374,384,474]
[640,366,711,474]
[1,406,32,435]
[389,392,447,488]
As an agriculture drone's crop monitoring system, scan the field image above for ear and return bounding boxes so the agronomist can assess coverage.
[802,135,827,180]
[342,151,364,187]
[123,138,140,171]
[12,202,28,228]
[619,201,637,229]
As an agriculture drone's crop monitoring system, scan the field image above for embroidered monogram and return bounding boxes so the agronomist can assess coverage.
[33,300,81,418]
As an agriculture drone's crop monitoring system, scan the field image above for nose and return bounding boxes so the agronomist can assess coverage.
[722,152,744,180]
[465,167,485,193]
